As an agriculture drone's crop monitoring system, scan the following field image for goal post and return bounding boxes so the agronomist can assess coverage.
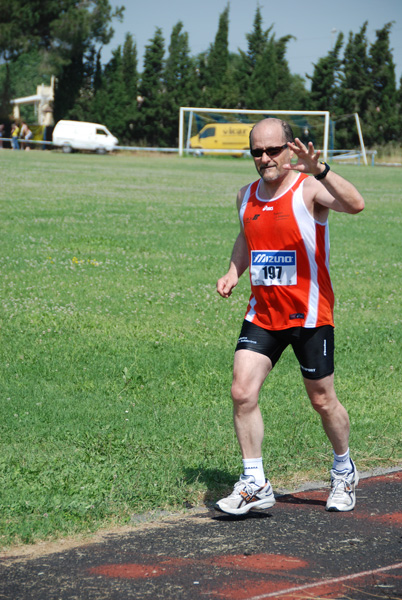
[179,107,331,160]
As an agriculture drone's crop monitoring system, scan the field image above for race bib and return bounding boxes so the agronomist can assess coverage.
[250,250,297,286]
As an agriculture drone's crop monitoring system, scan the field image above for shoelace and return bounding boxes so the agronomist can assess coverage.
[330,474,352,498]
[230,479,259,498]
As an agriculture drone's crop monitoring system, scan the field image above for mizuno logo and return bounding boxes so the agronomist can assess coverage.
[251,251,296,265]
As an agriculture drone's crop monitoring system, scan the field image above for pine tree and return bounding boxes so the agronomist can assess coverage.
[308,32,344,112]
[336,22,371,147]
[102,47,130,138]
[240,8,306,111]
[122,33,138,103]
[246,38,278,109]
[88,47,129,138]
[238,6,271,107]
[66,47,99,122]
[122,33,139,141]
[366,22,398,144]
[162,22,198,146]
[243,5,267,71]
[273,35,297,108]
[397,76,402,137]
[94,49,103,93]
[138,27,165,146]
[52,1,123,121]
[202,4,232,106]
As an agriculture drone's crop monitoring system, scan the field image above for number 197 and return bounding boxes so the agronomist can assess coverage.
[262,265,282,280]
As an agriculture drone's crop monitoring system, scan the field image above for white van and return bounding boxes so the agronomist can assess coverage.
[52,120,118,154]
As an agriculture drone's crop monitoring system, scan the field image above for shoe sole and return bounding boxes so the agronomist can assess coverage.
[215,496,276,516]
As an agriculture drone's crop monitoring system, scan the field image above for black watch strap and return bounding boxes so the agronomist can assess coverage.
[314,162,330,180]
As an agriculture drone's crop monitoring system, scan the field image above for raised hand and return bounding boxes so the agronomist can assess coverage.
[284,138,322,176]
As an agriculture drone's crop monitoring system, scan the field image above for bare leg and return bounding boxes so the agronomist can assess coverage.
[231,350,272,459]
[304,374,350,455]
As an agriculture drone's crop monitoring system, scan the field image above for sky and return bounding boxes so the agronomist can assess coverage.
[103,0,402,89]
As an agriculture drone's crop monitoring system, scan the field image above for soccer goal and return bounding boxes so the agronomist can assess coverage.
[178,107,331,159]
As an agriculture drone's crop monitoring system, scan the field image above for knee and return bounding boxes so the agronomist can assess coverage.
[308,387,339,417]
[231,380,258,410]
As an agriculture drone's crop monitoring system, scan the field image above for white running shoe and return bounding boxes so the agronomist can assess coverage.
[326,460,359,512]
[215,474,276,516]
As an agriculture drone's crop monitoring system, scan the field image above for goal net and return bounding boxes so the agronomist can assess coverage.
[179,107,331,159]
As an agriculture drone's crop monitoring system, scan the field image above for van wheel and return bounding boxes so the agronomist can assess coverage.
[95,147,107,155]
[62,144,72,153]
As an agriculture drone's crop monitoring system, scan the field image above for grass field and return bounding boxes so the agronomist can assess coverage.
[0,150,401,548]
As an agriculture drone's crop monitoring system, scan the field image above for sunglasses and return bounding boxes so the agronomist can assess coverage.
[250,143,288,158]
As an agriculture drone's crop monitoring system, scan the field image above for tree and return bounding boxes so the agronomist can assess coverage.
[240,8,306,111]
[273,34,298,108]
[365,22,398,144]
[138,27,165,146]
[242,4,267,72]
[162,22,198,146]
[336,22,371,147]
[308,32,344,112]
[397,76,402,136]
[92,47,129,139]
[0,0,123,61]
[122,33,139,141]
[246,38,278,109]
[238,6,271,107]
[202,4,233,106]
[0,0,124,121]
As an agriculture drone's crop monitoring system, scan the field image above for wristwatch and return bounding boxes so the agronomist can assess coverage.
[314,162,330,180]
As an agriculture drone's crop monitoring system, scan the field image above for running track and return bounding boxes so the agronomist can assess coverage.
[1,468,401,599]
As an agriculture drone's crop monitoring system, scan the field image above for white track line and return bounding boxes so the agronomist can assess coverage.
[244,561,402,600]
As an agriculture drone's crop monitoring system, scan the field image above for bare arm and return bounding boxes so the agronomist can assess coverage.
[284,138,365,214]
[216,230,249,298]
[216,187,249,298]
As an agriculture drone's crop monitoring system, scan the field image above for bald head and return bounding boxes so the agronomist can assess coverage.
[250,118,294,150]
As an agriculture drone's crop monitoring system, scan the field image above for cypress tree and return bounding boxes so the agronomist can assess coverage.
[122,33,139,141]
[272,35,298,108]
[397,75,402,137]
[162,21,198,146]
[308,32,344,112]
[246,38,278,109]
[238,7,271,108]
[203,4,230,106]
[366,22,398,144]
[336,22,371,147]
[91,46,129,139]
[138,27,165,146]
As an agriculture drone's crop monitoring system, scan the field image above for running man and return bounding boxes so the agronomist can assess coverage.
[215,118,364,515]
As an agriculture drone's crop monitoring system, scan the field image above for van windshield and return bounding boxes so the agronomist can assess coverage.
[199,127,215,139]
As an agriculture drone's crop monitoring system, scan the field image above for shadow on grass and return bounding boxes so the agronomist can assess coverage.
[184,466,235,497]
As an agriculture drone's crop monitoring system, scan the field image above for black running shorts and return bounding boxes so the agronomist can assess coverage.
[235,320,335,380]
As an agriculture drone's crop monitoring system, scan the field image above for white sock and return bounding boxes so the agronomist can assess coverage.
[242,457,265,486]
[332,448,352,472]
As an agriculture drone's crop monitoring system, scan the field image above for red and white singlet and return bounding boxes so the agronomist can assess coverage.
[239,173,335,330]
